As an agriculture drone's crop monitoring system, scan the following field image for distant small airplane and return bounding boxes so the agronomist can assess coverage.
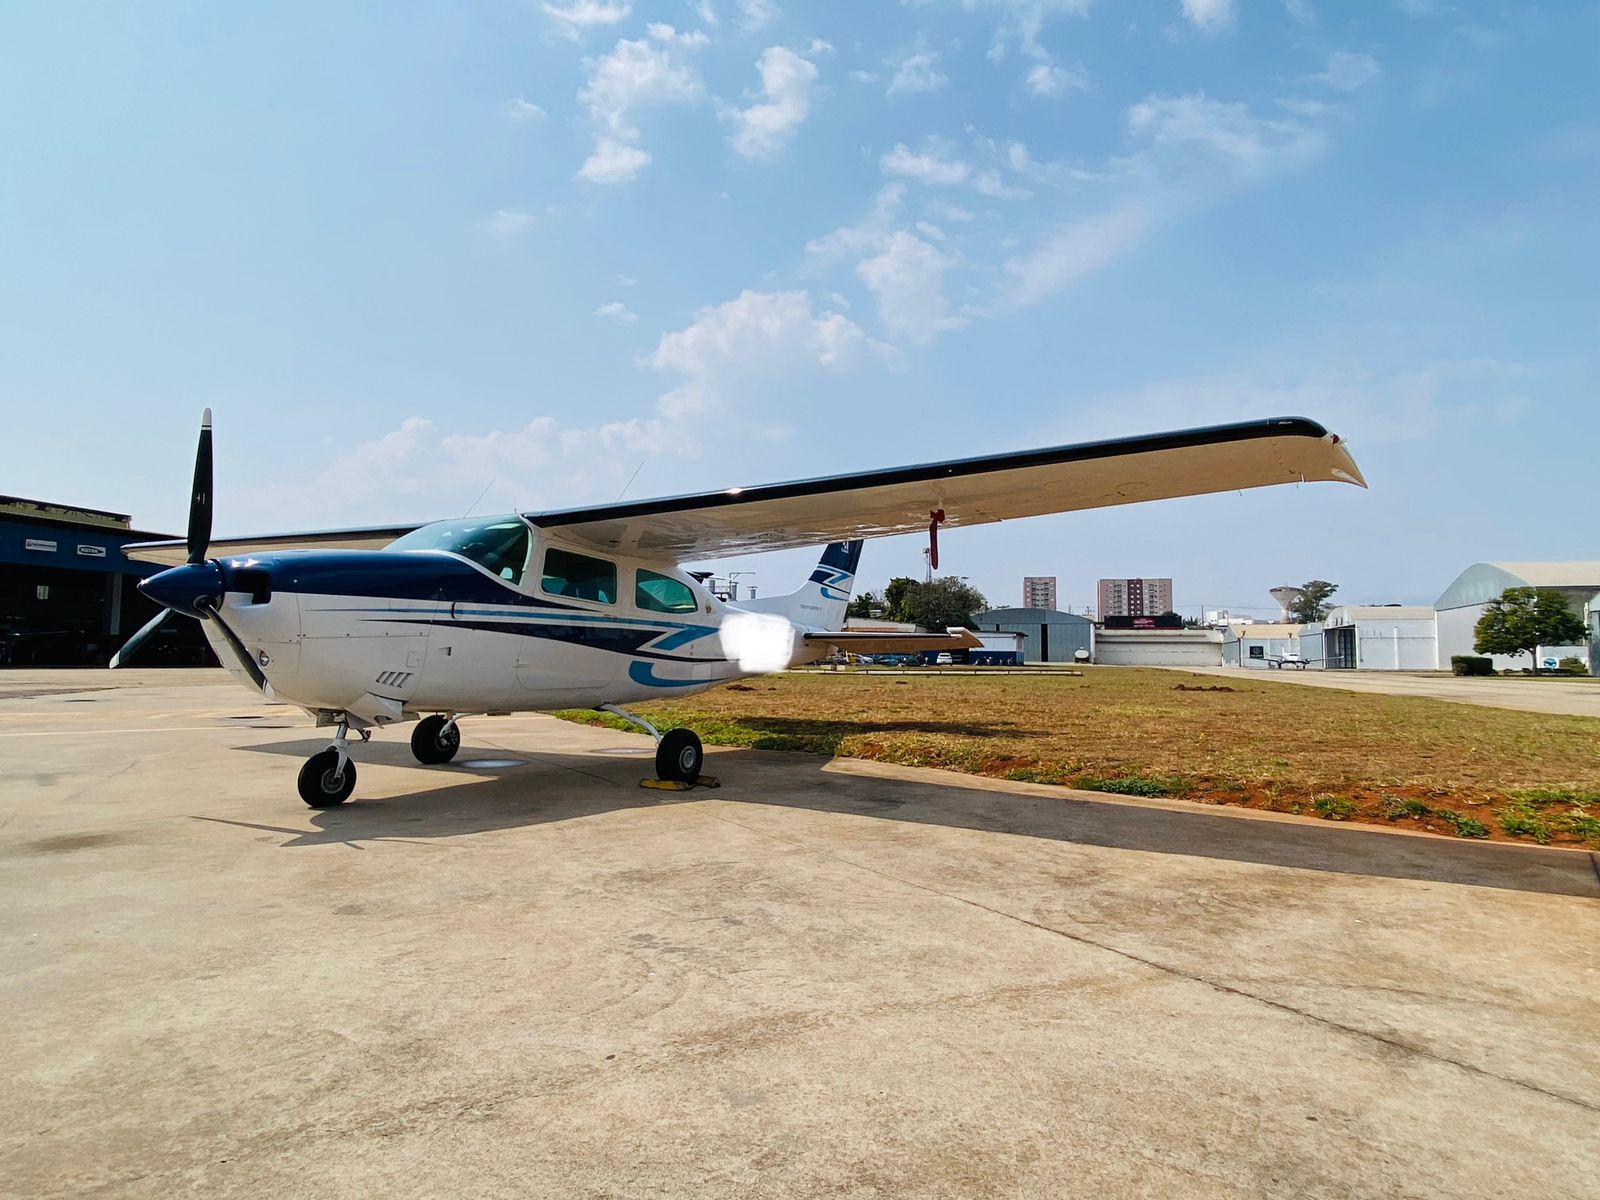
[115,412,1364,806]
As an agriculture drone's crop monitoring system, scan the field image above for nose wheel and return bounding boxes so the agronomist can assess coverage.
[298,719,364,807]
[298,750,357,807]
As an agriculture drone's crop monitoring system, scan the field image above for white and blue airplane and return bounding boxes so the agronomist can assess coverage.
[115,412,1365,807]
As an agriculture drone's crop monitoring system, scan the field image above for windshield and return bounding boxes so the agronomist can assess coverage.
[387,516,532,586]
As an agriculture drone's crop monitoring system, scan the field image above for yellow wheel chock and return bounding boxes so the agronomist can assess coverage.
[639,775,721,792]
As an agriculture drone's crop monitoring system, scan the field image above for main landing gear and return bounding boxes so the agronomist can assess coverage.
[410,714,461,765]
[599,703,704,783]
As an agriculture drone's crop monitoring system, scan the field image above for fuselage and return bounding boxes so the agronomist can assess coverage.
[139,515,798,724]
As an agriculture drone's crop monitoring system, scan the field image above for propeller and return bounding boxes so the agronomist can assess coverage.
[110,410,268,693]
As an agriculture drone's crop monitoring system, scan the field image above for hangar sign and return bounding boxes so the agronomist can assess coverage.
[24,538,58,553]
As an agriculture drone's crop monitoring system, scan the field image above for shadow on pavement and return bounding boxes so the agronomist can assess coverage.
[216,735,1600,899]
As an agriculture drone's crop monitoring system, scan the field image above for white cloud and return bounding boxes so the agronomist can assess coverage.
[926,199,976,223]
[1309,50,1380,91]
[1284,0,1315,24]
[578,138,653,183]
[645,22,710,48]
[1125,93,1325,177]
[576,30,706,183]
[580,33,704,136]
[481,208,538,238]
[737,0,779,31]
[856,231,968,344]
[691,0,718,26]
[1001,204,1154,308]
[595,301,638,325]
[263,413,683,525]
[650,289,887,416]
[542,0,632,40]
[880,142,970,185]
[888,50,948,96]
[1180,0,1236,32]
[726,46,819,159]
[506,98,547,122]
[997,92,1328,310]
[972,169,1031,198]
[804,183,906,267]
[1026,62,1089,98]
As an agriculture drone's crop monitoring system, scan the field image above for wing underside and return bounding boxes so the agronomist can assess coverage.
[527,417,1364,562]
[122,417,1364,567]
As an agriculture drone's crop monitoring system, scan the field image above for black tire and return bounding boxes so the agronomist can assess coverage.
[656,728,703,783]
[411,715,461,765]
[298,749,357,808]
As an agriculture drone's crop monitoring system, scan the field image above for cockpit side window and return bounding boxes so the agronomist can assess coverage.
[542,548,617,604]
[635,569,699,614]
[386,517,531,586]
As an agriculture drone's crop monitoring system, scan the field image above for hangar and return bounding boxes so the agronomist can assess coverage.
[0,496,211,666]
[1435,562,1600,673]
[1314,605,1438,670]
[971,608,1093,664]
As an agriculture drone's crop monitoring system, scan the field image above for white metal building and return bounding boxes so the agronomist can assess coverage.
[1435,562,1600,673]
[1312,605,1437,671]
[1220,623,1305,668]
[1093,628,1223,667]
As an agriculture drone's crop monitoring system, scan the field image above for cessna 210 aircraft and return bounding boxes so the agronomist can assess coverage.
[115,411,1364,807]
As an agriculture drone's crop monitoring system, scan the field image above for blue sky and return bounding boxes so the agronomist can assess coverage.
[2,0,1595,616]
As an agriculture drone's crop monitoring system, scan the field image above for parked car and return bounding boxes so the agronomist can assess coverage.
[935,652,954,666]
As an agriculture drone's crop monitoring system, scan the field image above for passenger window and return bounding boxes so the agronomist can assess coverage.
[636,569,699,614]
[542,548,617,604]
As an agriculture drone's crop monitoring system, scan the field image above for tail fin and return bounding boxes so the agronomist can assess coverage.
[732,540,863,630]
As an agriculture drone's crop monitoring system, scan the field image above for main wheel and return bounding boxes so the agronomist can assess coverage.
[411,715,461,765]
[656,728,703,783]
[298,749,357,808]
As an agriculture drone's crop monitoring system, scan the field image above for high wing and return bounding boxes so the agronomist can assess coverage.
[526,417,1364,562]
[122,416,1364,567]
[124,523,420,566]
[803,629,983,655]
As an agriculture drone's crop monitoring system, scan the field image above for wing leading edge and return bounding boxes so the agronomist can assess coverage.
[526,416,1364,562]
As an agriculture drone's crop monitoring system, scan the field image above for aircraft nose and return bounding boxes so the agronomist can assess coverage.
[138,561,224,615]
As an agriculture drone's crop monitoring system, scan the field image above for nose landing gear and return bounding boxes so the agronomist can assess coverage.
[297,719,367,808]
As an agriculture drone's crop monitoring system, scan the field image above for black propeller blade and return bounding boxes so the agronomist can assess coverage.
[187,407,213,564]
[195,597,270,692]
[109,609,171,669]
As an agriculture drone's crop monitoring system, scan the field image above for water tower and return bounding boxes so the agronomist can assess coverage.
[1270,586,1306,623]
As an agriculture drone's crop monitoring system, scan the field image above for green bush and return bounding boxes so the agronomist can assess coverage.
[1557,657,1589,676]
[1313,795,1356,820]
[1451,655,1494,676]
[1074,774,1175,798]
[1438,810,1490,838]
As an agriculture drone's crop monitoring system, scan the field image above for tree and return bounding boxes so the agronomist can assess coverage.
[882,577,918,622]
[845,591,882,620]
[1288,580,1338,624]
[892,577,990,631]
[1474,587,1587,673]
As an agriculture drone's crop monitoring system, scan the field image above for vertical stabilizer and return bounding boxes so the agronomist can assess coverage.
[731,540,863,630]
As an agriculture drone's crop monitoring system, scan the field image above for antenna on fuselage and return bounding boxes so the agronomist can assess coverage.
[463,478,497,517]
[616,459,646,502]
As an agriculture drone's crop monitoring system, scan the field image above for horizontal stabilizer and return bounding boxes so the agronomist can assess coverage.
[802,629,982,655]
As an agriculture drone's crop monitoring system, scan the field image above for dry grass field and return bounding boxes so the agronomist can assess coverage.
[560,668,1600,849]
